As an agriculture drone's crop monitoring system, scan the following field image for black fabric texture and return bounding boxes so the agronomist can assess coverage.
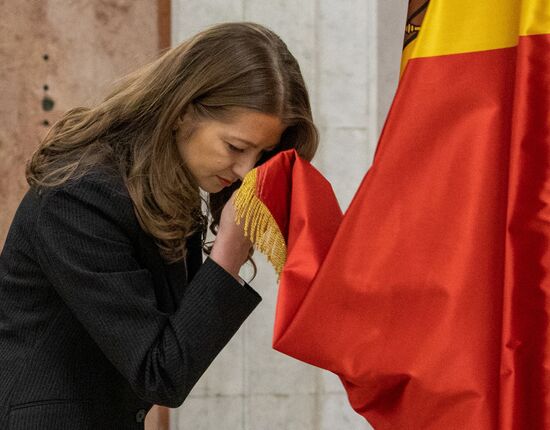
[0,167,261,429]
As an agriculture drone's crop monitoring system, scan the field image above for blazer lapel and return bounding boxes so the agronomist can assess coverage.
[184,230,203,283]
[163,229,203,308]
[135,228,203,313]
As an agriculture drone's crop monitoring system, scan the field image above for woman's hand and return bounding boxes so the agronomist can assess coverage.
[209,191,252,281]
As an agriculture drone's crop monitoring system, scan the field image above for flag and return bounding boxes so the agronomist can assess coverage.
[234,1,550,428]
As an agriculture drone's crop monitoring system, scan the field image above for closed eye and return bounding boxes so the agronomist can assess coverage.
[226,142,245,153]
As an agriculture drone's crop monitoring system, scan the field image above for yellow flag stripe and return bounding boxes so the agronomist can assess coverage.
[520,0,550,36]
[401,0,550,74]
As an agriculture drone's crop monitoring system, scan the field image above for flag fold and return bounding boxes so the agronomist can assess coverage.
[234,0,550,428]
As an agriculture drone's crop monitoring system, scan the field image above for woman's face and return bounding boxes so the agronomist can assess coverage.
[176,109,286,193]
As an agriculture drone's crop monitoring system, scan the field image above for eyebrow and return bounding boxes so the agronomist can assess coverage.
[227,135,277,150]
[227,136,258,147]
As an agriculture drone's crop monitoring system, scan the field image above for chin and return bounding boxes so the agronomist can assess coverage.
[199,185,220,194]
[198,180,224,194]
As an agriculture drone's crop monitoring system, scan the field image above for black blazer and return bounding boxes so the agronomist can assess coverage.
[0,167,261,429]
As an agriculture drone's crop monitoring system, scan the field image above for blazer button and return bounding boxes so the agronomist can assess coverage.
[135,408,147,423]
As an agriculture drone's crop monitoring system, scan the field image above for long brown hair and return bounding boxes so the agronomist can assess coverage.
[26,22,318,263]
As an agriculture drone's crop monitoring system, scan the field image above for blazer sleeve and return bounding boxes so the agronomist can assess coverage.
[33,177,261,407]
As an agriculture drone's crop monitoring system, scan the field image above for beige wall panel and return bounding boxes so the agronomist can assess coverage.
[0,0,160,245]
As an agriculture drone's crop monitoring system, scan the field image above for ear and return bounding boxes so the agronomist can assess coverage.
[174,103,197,131]
[173,114,185,131]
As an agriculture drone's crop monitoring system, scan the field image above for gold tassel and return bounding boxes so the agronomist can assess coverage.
[234,168,287,276]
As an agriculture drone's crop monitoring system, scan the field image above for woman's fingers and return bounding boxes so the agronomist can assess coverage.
[209,192,252,279]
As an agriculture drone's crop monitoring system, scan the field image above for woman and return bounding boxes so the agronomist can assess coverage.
[0,22,317,429]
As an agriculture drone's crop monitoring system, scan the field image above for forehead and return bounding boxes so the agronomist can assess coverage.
[220,110,286,148]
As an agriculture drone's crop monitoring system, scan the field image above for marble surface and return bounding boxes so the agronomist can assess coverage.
[0,0,160,245]
[169,0,409,428]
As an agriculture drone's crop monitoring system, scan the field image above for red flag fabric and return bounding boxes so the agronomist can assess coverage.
[234,149,342,337]
[234,0,550,428]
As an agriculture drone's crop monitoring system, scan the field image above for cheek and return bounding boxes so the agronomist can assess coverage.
[210,146,234,169]
[185,136,234,175]
[188,142,222,172]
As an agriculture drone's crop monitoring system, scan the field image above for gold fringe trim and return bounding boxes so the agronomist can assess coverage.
[234,168,287,276]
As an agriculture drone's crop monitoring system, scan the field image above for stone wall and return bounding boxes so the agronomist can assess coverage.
[0,0,161,244]
[170,1,408,429]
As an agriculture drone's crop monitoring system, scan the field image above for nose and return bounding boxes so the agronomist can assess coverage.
[232,154,258,181]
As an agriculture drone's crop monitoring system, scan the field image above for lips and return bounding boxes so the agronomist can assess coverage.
[216,176,233,187]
